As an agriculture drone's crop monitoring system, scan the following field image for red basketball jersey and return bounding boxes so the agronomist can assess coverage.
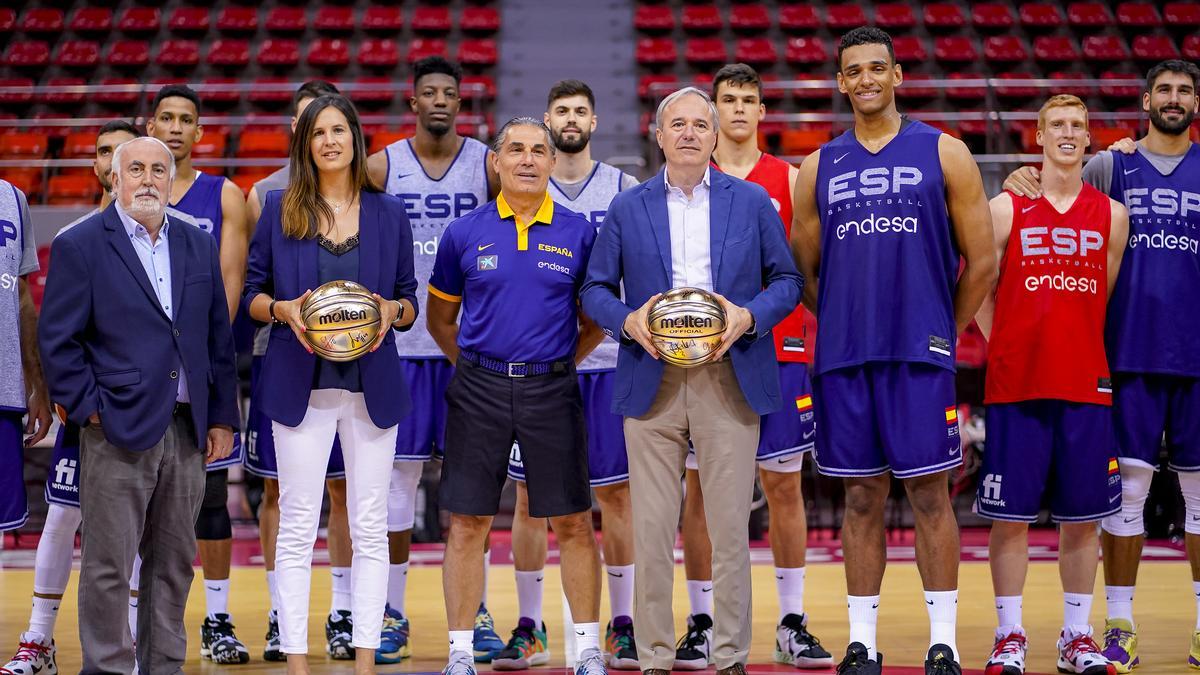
[985,185,1113,405]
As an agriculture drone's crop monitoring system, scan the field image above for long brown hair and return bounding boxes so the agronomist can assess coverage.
[281,94,376,239]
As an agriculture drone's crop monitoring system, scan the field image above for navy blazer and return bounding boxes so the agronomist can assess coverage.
[580,169,803,418]
[243,189,419,429]
[38,205,239,452]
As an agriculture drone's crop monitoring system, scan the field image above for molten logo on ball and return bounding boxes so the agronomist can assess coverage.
[647,287,726,368]
[300,280,381,362]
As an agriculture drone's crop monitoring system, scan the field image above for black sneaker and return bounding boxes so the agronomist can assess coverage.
[924,644,961,675]
[673,613,713,670]
[263,610,284,662]
[775,613,834,668]
[325,609,354,660]
[836,642,882,675]
[200,613,250,664]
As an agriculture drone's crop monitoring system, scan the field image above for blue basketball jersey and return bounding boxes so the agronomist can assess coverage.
[813,120,958,375]
[171,170,225,243]
[1107,145,1200,377]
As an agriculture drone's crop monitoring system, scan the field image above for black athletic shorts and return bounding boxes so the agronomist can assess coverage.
[439,357,591,518]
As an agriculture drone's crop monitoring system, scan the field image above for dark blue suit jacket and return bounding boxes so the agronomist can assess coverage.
[580,169,803,417]
[243,189,419,429]
[38,204,239,452]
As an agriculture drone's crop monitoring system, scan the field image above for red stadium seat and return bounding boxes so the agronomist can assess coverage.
[0,78,33,106]
[1049,71,1098,97]
[995,72,1040,99]
[0,133,48,158]
[192,131,227,158]
[785,37,828,65]
[461,75,496,100]
[896,73,937,100]
[1082,35,1131,61]
[1164,2,1200,27]
[168,6,209,33]
[1019,3,1064,29]
[779,4,820,32]
[1185,34,1200,59]
[69,7,112,33]
[216,6,258,33]
[264,7,306,33]
[461,6,500,33]
[157,40,200,67]
[362,6,403,32]
[635,5,674,32]
[758,73,783,101]
[95,78,139,106]
[457,39,497,66]
[20,8,64,33]
[945,72,987,101]
[107,41,150,68]
[368,130,409,156]
[47,175,100,206]
[208,39,251,67]
[734,38,777,65]
[891,36,929,63]
[408,38,448,63]
[257,39,301,67]
[1117,2,1163,27]
[972,3,1016,30]
[62,132,96,158]
[681,5,723,32]
[411,6,452,33]
[792,76,836,102]
[116,7,160,33]
[41,77,86,106]
[314,6,354,33]
[826,5,868,30]
[874,4,917,30]
[636,38,677,65]
[237,130,289,158]
[54,40,100,68]
[201,77,241,105]
[0,9,16,33]
[638,74,677,99]
[1,169,41,202]
[359,39,400,68]
[247,77,292,105]
[924,3,967,30]
[984,36,1029,63]
[1091,126,1136,150]
[350,76,395,105]
[1067,2,1114,28]
[934,37,979,62]
[308,38,350,67]
[730,4,771,31]
[230,169,274,195]
[1033,36,1081,63]
[1132,35,1180,60]
[779,129,828,156]
[1100,71,1142,99]
[1,41,50,68]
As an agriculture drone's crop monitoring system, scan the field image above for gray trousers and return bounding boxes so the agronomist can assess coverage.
[78,412,204,675]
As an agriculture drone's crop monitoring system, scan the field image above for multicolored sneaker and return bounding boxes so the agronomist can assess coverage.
[474,604,506,663]
[1058,629,1116,674]
[375,604,411,664]
[576,646,609,675]
[263,610,284,662]
[325,609,354,660]
[774,613,833,668]
[673,613,714,670]
[925,643,961,675]
[199,613,250,664]
[1,632,57,675]
[1101,619,1138,672]
[492,617,551,671]
[985,628,1027,675]
[1189,629,1200,669]
[605,615,639,670]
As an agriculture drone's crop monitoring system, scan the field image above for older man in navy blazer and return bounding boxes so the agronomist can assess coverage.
[39,136,238,675]
[581,87,802,675]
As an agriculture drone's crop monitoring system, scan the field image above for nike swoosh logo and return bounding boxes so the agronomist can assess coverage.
[608,571,624,577]
[1066,600,1082,606]
[396,172,413,180]
[701,587,712,593]
[207,586,222,591]
[1124,516,1138,523]
[536,576,543,582]
[777,456,796,464]
[833,152,850,164]
[803,430,816,440]
[776,575,784,580]
[576,630,586,636]
[477,243,495,251]
[331,573,344,578]
[1124,168,1139,175]
[871,603,879,609]
[1022,204,1037,213]
[1191,515,1200,521]
[926,599,934,605]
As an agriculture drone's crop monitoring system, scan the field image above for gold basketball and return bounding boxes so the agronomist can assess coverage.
[647,287,727,368]
[300,280,381,362]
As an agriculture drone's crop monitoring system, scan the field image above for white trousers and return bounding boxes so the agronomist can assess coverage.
[273,389,397,653]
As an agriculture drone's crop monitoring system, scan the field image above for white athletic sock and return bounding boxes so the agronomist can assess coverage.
[847,595,879,659]
[574,621,600,657]
[925,590,959,661]
[1105,585,1135,624]
[775,566,806,619]
[515,569,545,625]
[265,570,280,614]
[330,566,352,614]
[388,562,409,615]
[994,595,1023,635]
[204,578,229,617]
[1194,581,1200,629]
[607,564,635,619]
[28,597,60,640]
[449,629,474,657]
[481,548,490,608]
[1063,592,1092,635]
[687,579,714,618]
[128,595,138,642]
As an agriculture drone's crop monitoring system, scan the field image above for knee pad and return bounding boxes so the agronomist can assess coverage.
[195,470,232,540]
[387,462,423,531]
[33,504,82,595]
[1179,470,1200,536]
[1101,462,1154,537]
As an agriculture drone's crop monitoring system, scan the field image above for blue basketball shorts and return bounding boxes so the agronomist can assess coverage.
[813,362,962,479]
[396,358,455,462]
[45,424,81,508]
[508,369,629,487]
[243,356,345,478]
[975,400,1120,523]
[0,411,28,529]
[1112,373,1200,472]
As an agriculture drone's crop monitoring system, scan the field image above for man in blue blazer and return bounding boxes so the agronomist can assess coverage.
[581,87,802,675]
[39,136,238,675]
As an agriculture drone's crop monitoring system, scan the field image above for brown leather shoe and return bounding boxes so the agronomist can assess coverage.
[716,664,747,675]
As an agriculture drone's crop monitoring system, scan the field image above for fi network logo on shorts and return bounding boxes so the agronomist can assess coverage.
[979,473,1004,508]
[826,167,924,241]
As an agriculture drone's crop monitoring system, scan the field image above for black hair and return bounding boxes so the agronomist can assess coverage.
[151,83,201,115]
[293,80,341,114]
[837,26,896,68]
[413,56,463,87]
[547,79,596,110]
[97,120,142,138]
[711,63,761,100]
[1145,59,1200,93]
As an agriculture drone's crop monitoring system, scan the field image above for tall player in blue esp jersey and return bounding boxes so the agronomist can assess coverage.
[1004,59,1200,672]
[791,27,996,675]
[145,83,253,665]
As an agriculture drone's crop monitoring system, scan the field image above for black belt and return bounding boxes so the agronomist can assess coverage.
[460,350,570,378]
[173,402,192,417]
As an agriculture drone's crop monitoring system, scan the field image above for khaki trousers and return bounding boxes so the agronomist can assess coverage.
[624,360,760,670]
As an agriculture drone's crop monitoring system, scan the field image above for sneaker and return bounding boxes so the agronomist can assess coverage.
[605,616,639,670]
[1,632,57,675]
[1189,629,1200,670]
[577,647,608,675]
[199,613,250,664]
[325,609,354,660]
[474,604,506,663]
[985,628,1027,675]
[444,650,478,675]
[673,613,714,670]
[925,643,961,675]
[1101,619,1138,672]
[1058,629,1116,674]
[492,617,551,670]
[836,642,882,675]
[375,605,411,664]
[263,610,285,662]
[774,613,833,668]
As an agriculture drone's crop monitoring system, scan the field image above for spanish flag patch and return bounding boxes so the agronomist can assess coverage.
[795,395,813,412]
[945,406,958,424]
[1108,458,1119,474]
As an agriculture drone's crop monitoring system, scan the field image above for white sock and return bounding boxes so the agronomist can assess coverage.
[388,562,409,615]
[574,621,600,657]
[1105,585,1135,624]
[1063,592,1092,635]
[687,579,714,618]
[994,595,1023,634]
[847,595,879,659]
[515,569,545,625]
[28,597,60,640]
[449,629,474,657]
[330,566,352,614]
[266,570,280,614]
[607,564,635,619]
[481,548,490,607]
[925,590,959,661]
[775,566,806,619]
[205,578,229,617]
[1194,581,1200,630]
[128,595,138,642]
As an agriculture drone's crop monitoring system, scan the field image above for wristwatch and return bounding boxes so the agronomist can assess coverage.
[390,300,405,328]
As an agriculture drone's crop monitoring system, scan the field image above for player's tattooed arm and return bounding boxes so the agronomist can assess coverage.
[975,193,1014,340]
[366,150,389,192]
[941,134,998,335]
[219,178,250,322]
[790,149,821,315]
[1106,200,1130,300]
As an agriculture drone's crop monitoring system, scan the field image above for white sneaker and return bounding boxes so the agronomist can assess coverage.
[985,627,1027,674]
[673,613,713,670]
[1,632,57,675]
[1057,628,1115,674]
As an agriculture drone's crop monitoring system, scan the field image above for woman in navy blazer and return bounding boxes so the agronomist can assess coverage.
[242,94,418,674]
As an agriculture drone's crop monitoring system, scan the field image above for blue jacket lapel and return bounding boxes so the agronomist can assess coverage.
[641,171,672,283]
[102,205,168,319]
[295,222,319,294]
[167,215,187,324]
[357,192,380,293]
[708,172,733,287]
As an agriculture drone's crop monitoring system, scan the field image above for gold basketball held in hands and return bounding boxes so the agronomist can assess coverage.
[647,287,727,368]
[300,280,381,362]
